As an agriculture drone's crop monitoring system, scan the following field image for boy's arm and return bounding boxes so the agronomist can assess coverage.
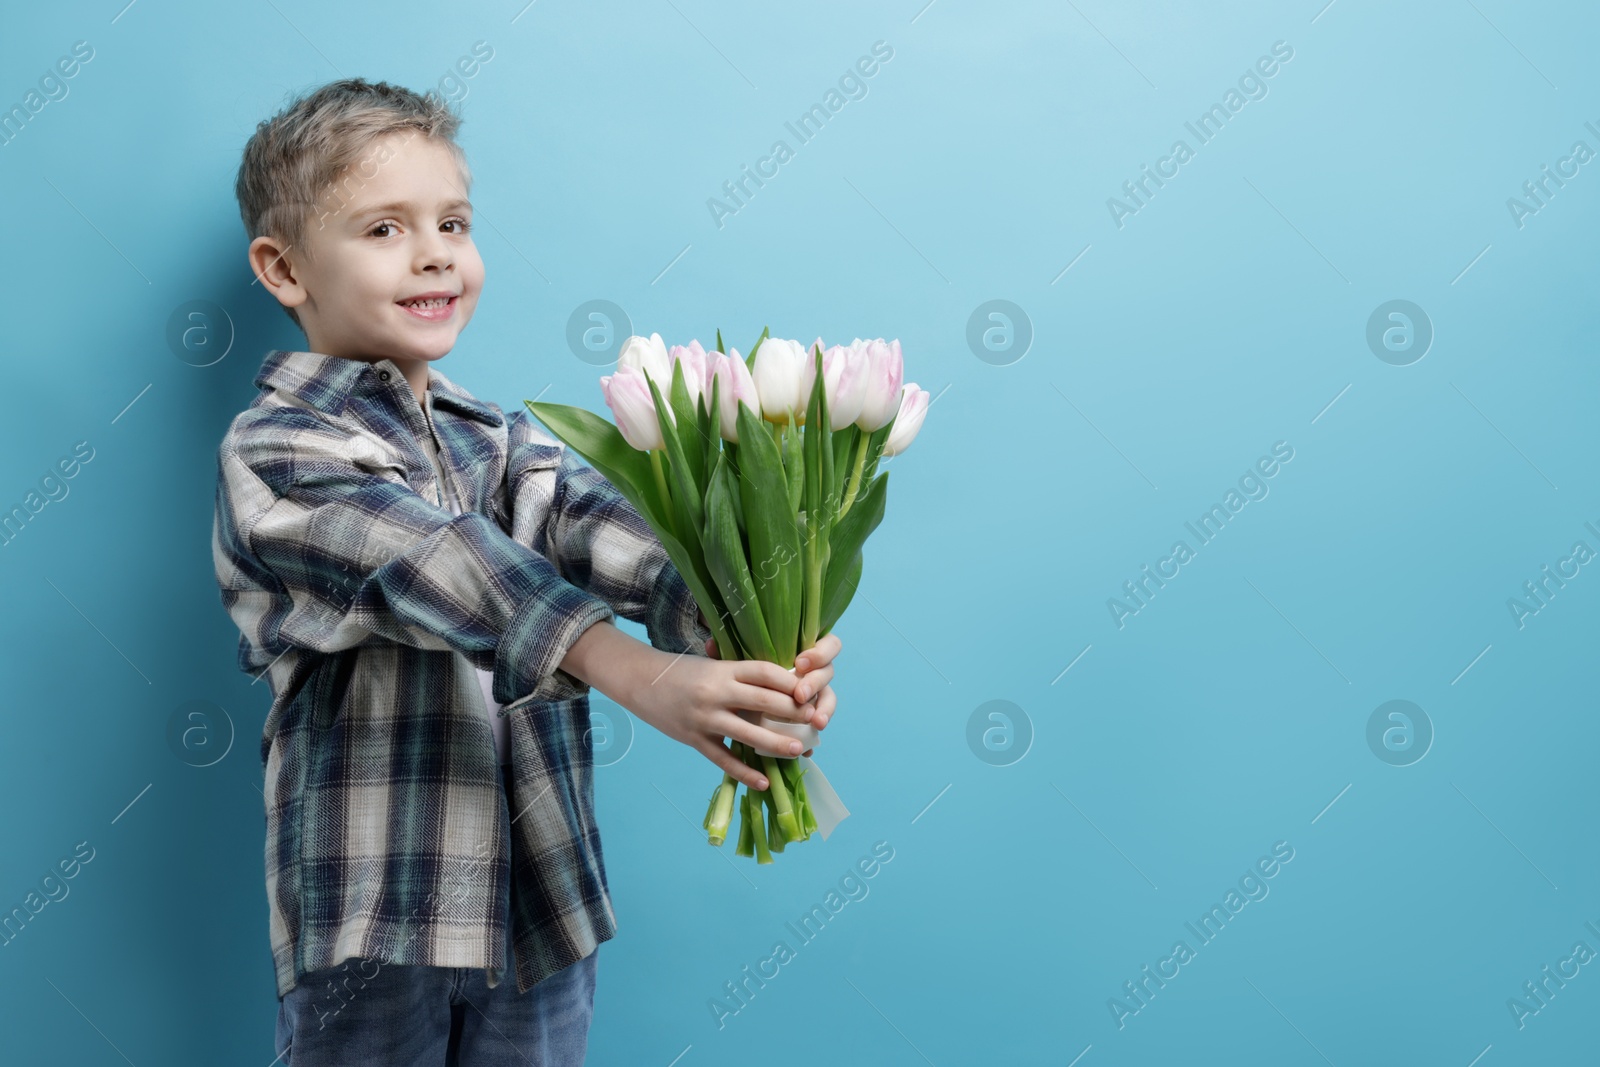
[217,409,617,705]
[501,407,713,658]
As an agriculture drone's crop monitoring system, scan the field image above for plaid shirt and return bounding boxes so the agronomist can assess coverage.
[211,348,709,997]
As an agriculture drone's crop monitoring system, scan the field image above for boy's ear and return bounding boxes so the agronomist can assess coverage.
[248,235,307,313]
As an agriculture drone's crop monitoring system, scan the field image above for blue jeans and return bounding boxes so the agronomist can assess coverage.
[273,930,598,1065]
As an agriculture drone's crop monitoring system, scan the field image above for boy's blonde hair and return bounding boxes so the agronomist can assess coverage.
[235,77,471,326]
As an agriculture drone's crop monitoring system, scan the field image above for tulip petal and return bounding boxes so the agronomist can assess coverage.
[883,383,930,457]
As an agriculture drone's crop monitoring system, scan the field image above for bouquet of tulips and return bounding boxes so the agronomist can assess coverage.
[526,329,928,862]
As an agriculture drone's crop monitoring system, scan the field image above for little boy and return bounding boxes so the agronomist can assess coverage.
[213,78,841,1066]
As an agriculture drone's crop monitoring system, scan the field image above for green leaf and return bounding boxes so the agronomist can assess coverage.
[645,375,723,638]
[745,326,769,373]
[784,409,804,520]
[803,342,830,527]
[667,359,705,500]
[663,518,742,658]
[800,344,827,647]
[816,347,833,530]
[722,436,746,538]
[527,399,741,659]
[830,468,888,562]
[524,401,666,530]
[862,413,897,485]
[702,372,721,492]
[820,470,888,633]
[644,377,700,532]
[736,400,802,667]
[819,548,861,638]
[715,328,725,355]
[702,453,775,662]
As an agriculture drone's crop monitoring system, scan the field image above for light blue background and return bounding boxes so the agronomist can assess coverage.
[2,0,1597,1063]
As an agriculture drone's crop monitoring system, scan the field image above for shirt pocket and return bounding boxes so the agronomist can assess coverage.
[346,432,413,489]
[503,692,601,846]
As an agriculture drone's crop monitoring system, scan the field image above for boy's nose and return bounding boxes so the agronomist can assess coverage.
[414,234,454,272]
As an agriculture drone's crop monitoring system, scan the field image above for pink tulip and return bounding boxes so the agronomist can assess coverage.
[883,382,930,456]
[852,338,904,432]
[667,339,711,414]
[709,349,759,442]
[799,341,868,431]
[601,364,672,451]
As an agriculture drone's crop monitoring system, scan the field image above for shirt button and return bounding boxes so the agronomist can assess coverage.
[378,370,391,381]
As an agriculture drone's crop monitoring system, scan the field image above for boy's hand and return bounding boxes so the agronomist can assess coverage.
[561,621,838,791]
[632,650,825,790]
[701,610,840,759]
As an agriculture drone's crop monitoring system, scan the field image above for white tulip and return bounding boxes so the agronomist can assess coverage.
[751,337,808,425]
[616,333,672,394]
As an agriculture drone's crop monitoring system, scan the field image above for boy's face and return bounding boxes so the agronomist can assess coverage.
[255,131,484,369]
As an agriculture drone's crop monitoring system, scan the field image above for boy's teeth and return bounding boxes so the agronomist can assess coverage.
[404,297,449,308]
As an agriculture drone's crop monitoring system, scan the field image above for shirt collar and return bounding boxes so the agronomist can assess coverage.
[252,349,505,427]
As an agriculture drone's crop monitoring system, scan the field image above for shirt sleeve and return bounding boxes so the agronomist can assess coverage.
[218,407,616,705]
[503,407,712,658]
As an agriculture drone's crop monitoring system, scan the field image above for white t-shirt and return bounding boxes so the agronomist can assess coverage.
[420,390,511,768]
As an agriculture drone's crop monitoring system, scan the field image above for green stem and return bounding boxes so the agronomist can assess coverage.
[760,754,801,842]
[735,790,755,857]
[836,431,868,520]
[798,771,818,835]
[749,786,773,864]
[785,757,809,841]
[801,515,820,652]
[763,790,786,852]
[703,772,737,846]
[648,448,672,515]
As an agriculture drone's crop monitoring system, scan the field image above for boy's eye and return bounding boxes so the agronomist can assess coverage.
[366,218,471,238]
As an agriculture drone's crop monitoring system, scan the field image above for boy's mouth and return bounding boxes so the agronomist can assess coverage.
[397,293,459,323]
